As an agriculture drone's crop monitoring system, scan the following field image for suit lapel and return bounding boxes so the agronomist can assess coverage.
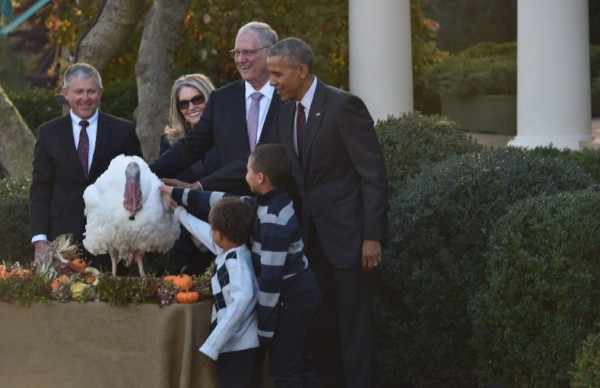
[57,115,87,179]
[260,91,281,143]
[229,81,251,152]
[302,80,326,171]
[90,112,109,179]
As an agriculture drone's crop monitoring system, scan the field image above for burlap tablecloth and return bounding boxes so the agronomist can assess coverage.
[0,300,218,388]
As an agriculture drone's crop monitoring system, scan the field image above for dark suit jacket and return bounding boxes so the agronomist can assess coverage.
[159,134,218,183]
[271,80,388,269]
[29,112,142,243]
[150,80,282,195]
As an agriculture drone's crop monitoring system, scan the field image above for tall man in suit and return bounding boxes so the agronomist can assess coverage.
[151,21,281,197]
[30,63,142,269]
[267,38,388,387]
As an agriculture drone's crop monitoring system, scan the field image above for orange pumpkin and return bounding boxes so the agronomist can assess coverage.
[69,258,87,272]
[51,275,70,290]
[10,268,32,278]
[164,274,194,291]
[174,274,194,291]
[176,291,200,304]
[0,265,6,279]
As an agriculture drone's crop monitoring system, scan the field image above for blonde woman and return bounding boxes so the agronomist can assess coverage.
[161,73,215,158]
[161,73,216,275]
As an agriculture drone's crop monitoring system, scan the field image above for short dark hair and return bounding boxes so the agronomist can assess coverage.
[268,37,314,73]
[208,197,254,246]
[250,143,293,187]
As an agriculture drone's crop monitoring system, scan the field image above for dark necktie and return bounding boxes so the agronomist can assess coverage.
[77,120,90,179]
[296,103,306,158]
[247,92,263,152]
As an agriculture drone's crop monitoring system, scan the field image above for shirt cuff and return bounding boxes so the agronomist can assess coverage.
[31,234,48,244]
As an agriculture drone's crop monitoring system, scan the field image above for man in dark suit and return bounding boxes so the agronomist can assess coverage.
[151,21,281,196]
[267,38,389,387]
[30,63,142,269]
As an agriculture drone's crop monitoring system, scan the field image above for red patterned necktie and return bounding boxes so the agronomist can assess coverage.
[296,103,306,158]
[77,120,89,179]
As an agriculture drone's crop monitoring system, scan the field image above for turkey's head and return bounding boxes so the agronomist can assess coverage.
[123,160,142,220]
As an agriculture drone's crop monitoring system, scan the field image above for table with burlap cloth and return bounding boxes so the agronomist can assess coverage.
[0,301,218,388]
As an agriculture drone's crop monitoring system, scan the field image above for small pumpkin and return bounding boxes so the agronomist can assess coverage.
[176,291,200,304]
[166,274,194,291]
[175,274,194,291]
[0,265,7,279]
[51,275,70,290]
[10,268,32,278]
[69,258,87,272]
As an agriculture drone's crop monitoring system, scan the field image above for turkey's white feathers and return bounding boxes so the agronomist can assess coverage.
[82,155,179,262]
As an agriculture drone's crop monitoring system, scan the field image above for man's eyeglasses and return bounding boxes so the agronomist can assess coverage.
[177,95,205,110]
[229,45,272,59]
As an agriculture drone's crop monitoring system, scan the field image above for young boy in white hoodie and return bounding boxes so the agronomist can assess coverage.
[171,196,261,387]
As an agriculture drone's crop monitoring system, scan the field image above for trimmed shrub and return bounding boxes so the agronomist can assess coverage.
[473,189,600,387]
[7,79,138,132]
[376,112,485,194]
[0,178,33,263]
[572,332,600,387]
[100,78,138,122]
[423,42,517,99]
[377,148,595,387]
[591,45,600,80]
[527,146,600,184]
[7,88,62,132]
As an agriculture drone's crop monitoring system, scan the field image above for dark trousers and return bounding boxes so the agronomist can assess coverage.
[172,227,213,276]
[218,347,262,388]
[270,271,322,388]
[307,224,376,388]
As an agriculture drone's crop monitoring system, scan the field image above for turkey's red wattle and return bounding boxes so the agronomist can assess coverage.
[123,161,142,220]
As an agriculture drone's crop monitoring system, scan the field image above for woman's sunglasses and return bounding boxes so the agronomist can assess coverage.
[177,95,205,110]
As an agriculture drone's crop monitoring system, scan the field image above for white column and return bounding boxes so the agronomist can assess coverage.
[349,0,413,122]
[510,0,591,149]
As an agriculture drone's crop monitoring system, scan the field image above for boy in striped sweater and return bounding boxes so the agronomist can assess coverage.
[170,197,261,388]
[161,144,322,387]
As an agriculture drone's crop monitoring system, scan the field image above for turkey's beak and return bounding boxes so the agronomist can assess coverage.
[123,161,142,220]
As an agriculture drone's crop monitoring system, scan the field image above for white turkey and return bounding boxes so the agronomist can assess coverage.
[82,154,180,276]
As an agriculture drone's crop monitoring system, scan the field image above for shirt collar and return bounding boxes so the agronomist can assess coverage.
[70,109,99,127]
[245,81,274,100]
[299,76,317,110]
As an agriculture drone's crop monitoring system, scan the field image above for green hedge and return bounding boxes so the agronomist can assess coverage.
[0,178,33,263]
[527,146,600,184]
[7,89,62,132]
[572,332,600,387]
[423,42,517,98]
[376,112,485,194]
[473,189,600,387]
[377,148,595,387]
[7,79,138,131]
